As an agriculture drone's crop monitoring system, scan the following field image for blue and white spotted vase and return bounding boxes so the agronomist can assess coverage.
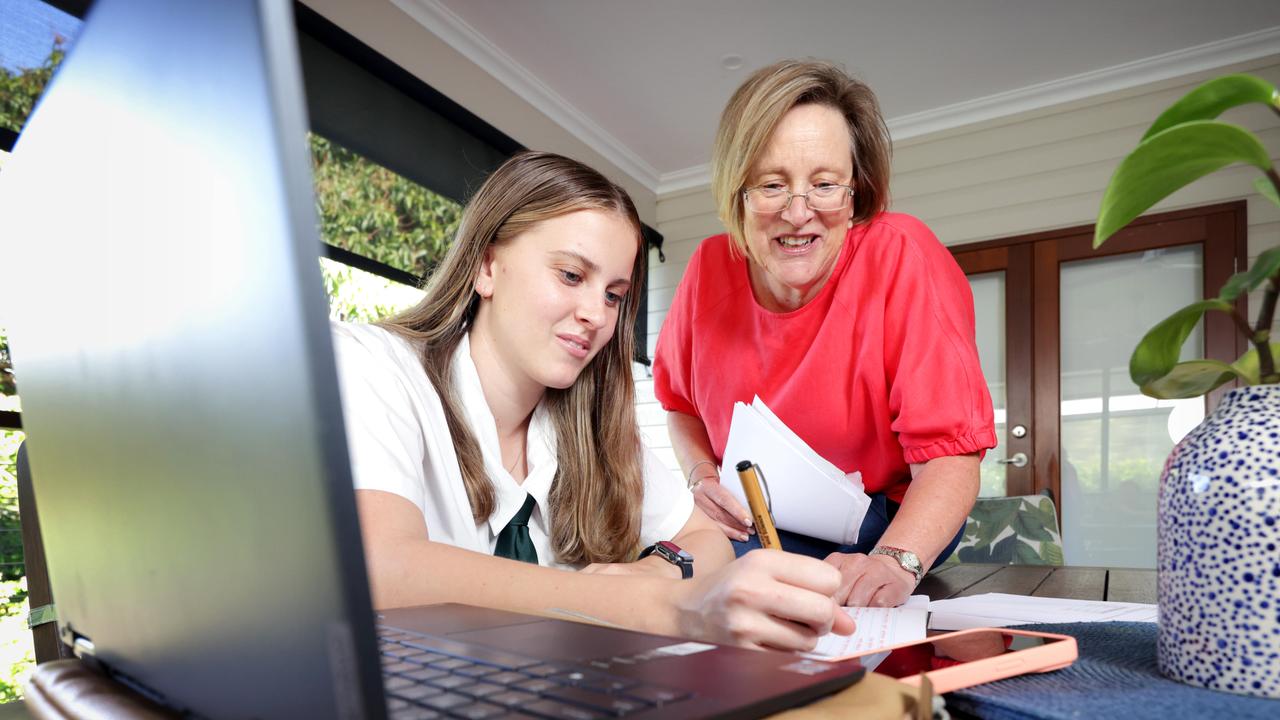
[1157,385,1280,698]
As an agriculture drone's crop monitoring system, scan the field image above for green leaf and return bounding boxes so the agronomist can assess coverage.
[1140,360,1241,399]
[1142,74,1280,141]
[958,534,1017,564]
[1219,247,1280,302]
[1013,541,1045,565]
[1039,542,1064,566]
[1228,343,1280,385]
[1012,509,1054,543]
[1095,121,1273,247]
[1032,498,1060,534]
[988,535,1018,564]
[971,500,1020,547]
[1130,299,1234,386]
[1257,177,1280,208]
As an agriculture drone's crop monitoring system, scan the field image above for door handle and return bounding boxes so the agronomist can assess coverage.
[996,452,1028,468]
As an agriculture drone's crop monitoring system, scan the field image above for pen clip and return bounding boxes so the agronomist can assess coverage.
[753,463,774,515]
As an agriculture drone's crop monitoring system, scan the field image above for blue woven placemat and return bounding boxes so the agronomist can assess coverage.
[946,622,1280,720]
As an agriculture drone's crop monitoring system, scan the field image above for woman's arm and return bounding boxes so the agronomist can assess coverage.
[667,411,752,540]
[826,454,979,607]
[357,489,853,650]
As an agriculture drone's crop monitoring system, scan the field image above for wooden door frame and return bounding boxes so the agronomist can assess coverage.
[950,201,1248,506]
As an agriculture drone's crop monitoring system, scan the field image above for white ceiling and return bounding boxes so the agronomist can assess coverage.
[394,0,1280,194]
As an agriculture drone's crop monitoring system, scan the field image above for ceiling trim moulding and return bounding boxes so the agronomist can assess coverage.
[391,2,1280,197]
[888,25,1280,141]
[660,26,1280,197]
[392,0,662,190]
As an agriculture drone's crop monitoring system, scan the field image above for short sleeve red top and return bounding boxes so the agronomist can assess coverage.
[652,212,996,503]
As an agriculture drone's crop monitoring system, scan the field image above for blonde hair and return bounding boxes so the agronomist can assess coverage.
[379,151,647,565]
[711,59,892,259]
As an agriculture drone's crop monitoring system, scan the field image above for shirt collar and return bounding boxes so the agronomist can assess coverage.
[452,334,558,536]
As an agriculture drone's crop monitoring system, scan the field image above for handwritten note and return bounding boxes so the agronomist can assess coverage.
[807,595,930,662]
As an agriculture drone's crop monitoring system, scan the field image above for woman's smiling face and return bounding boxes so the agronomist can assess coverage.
[742,103,855,312]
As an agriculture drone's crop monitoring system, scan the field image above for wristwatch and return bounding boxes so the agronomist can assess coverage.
[869,545,925,585]
[639,540,694,579]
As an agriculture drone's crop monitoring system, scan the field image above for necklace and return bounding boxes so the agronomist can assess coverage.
[505,443,526,476]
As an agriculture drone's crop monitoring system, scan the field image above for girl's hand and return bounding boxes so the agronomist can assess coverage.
[670,549,856,651]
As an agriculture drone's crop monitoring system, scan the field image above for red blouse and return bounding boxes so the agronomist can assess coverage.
[653,213,996,503]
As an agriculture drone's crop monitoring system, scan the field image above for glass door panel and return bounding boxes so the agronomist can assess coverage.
[969,272,1007,497]
[1058,246,1204,568]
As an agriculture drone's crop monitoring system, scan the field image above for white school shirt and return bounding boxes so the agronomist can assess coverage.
[331,322,693,570]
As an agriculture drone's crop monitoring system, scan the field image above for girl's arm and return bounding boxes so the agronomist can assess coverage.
[581,504,734,579]
[356,489,854,651]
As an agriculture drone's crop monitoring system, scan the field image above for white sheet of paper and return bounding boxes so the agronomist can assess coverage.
[806,595,930,662]
[927,592,1158,630]
[718,397,871,545]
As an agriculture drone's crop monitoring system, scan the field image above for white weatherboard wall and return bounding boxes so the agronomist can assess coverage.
[639,55,1280,482]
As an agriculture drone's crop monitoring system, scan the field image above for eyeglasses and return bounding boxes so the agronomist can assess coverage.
[742,183,854,214]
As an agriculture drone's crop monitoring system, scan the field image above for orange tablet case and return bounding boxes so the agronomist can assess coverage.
[855,627,1078,694]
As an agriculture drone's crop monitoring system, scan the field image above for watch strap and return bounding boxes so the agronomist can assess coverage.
[869,545,925,584]
[639,541,693,579]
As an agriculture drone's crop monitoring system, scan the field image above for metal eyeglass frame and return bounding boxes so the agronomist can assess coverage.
[741,183,854,214]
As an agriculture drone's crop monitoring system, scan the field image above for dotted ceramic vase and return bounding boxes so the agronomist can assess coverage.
[1156,385,1280,698]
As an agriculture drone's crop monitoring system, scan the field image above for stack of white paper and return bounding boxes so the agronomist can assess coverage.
[926,592,1158,631]
[719,396,871,545]
[807,595,930,663]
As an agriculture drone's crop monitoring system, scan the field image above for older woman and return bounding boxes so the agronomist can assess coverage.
[653,60,996,609]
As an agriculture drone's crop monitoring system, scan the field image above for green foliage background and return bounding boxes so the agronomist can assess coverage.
[0,45,62,133]
[310,135,461,279]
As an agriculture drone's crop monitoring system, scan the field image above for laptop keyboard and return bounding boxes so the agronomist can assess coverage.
[378,625,693,720]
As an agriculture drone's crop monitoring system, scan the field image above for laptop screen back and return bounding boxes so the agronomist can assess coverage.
[0,0,383,716]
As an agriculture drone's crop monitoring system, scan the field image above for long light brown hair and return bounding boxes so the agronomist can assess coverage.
[379,151,647,565]
[711,59,892,261]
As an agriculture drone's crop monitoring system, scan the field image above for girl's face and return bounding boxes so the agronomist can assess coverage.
[472,208,638,399]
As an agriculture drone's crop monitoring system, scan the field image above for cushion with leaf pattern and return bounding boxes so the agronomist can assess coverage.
[940,494,1064,567]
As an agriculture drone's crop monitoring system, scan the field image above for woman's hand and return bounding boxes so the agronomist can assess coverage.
[670,549,855,651]
[692,477,753,542]
[579,556,680,579]
[824,552,915,608]
[668,412,753,541]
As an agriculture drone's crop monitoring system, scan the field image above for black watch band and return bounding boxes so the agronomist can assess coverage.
[638,540,694,579]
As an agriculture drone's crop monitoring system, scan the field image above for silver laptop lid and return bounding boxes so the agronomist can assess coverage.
[0,0,382,716]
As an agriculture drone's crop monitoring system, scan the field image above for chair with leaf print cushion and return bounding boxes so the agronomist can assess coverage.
[939,493,1064,567]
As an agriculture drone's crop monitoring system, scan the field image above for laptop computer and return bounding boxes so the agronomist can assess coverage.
[0,0,865,717]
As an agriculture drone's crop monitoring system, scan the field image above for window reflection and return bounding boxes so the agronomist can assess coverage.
[1059,247,1203,568]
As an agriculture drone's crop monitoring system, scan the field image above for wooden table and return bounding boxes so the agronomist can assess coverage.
[918,564,1157,604]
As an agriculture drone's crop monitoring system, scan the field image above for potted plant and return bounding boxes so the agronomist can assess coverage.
[1094,73,1279,698]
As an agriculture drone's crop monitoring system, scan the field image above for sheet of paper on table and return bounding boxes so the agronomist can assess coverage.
[807,595,930,662]
[718,396,871,545]
[926,592,1158,631]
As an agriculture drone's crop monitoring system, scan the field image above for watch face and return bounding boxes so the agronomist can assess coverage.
[899,551,922,571]
[656,541,692,563]
[874,547,923,580]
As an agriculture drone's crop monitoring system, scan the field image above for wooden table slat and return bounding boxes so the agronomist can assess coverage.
[1032,567,1107,601]
[1105,569,1158,604]
[955,565,1055,597]
[917,564,1004,601]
